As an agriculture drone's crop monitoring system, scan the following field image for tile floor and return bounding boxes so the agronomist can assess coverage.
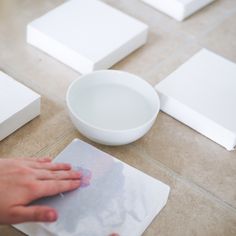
[0,0,236,235]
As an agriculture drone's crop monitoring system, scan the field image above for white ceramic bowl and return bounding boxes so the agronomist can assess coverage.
[66,70,160,145]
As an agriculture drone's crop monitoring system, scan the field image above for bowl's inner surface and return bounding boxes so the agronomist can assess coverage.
[70,83,155,130]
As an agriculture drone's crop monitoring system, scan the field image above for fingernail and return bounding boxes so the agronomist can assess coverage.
[64,163,72,169]
[46,210,57,222]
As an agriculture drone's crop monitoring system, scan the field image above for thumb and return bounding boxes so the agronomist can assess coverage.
[10,205,58,224]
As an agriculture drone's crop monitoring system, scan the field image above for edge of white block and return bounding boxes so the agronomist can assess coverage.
[27,0,149,75]
[27,24,94,74]
[0,98,40,141]
[184,0,215,20]
[27,23,148,74]
[156,89,236,151]
[0,72,41,141]
[141,0,215,21]
[94,26,148,71]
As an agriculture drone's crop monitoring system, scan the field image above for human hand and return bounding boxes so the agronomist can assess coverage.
[0,158,81,224]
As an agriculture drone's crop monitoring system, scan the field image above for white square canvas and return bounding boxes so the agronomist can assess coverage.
[155,49,236,151]
[27,0,148,74]
[14,139,170,236]
[0,71,40,141]
[141,0,215,21]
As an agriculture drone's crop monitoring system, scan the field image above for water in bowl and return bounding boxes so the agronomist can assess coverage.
[73,84,154,131]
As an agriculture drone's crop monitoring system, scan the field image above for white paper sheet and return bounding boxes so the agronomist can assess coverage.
[14,139,170,236]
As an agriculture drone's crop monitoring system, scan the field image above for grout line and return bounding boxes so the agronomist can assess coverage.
[0,63,71,105]
[145,40,200,83]
[146,155,236,215]
[195,10,235,41]
[150,4,236,46]
[33,129,74,158]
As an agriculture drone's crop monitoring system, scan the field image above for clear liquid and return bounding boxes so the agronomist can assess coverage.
[73,84,154,130]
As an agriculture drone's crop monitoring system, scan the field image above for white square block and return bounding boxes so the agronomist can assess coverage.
[27,0,148,74]
[141,0,215,21]
[0,71,40,141]
[155,49,236,151]
[14,139,170,236]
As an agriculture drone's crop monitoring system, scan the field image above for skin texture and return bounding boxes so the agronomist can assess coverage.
[0,158,81,225]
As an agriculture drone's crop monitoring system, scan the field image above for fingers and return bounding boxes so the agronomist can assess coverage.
[36,157,52,163]
[15,157,52,163]
[11,158,72,172]
[9,206,58,224]
[32,162,72,171]
[37,180,81,198]
[37,170,82,180]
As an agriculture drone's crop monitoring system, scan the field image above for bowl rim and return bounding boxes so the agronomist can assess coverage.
[66,70,160,133]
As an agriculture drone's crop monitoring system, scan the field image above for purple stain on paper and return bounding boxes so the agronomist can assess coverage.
[74,166,92,188]
[59,166,92,198]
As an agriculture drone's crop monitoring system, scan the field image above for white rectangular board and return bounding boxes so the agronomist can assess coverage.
[27,0,148,74]
[155,49,236,151]
[14,139,170,236]
[0,71,40,141]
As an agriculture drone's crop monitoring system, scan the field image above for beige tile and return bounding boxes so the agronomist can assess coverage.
[143,43,202,85]
[33,133,236,236]
[0,96,74,157]
[103,0,174,33]
[163,0,236,39]
[0,225,25,236]
[200,12,236,63]
[162,1,231,38]
[0,0,64,43]
[105,0,236,40]
[131,112,236,208]
[0,41,79,107]
[144,181,236,236]
[112,30,190,79]
[0,55,79,105]
[215,0,236,14]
